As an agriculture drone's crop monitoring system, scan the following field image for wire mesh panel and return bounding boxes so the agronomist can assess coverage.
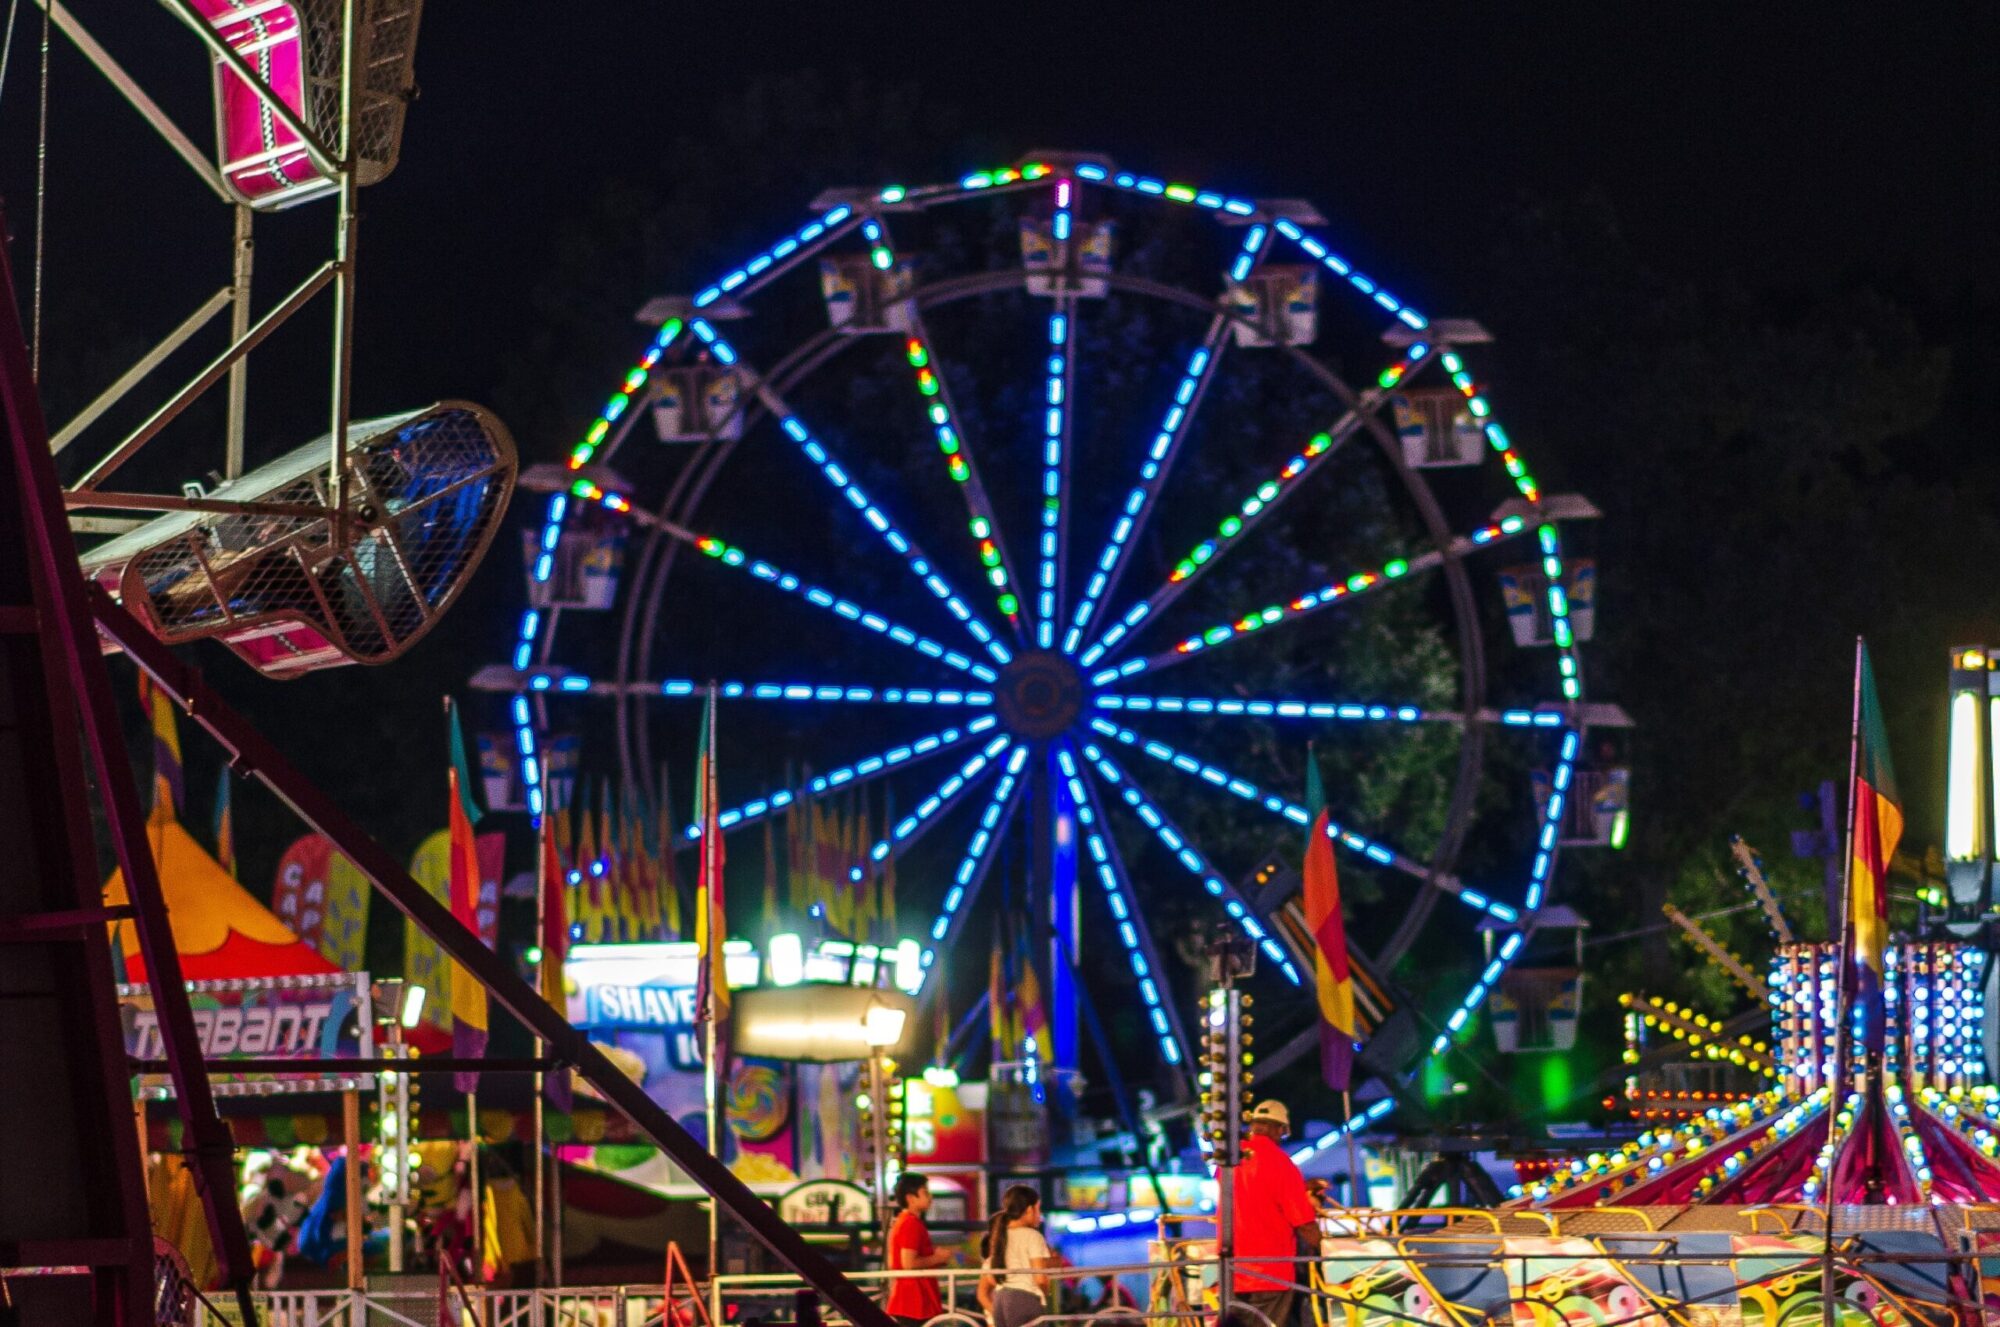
[81,402,516,677]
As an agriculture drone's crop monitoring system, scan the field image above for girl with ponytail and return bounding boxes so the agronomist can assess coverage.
[978,1184,1058,1327]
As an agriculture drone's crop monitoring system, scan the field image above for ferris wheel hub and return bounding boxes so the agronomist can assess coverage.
[994,649,1087,741]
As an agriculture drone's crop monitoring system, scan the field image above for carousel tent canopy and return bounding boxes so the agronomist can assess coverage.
[105,804,340,982]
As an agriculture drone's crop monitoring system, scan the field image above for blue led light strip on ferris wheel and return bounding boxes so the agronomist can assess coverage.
[848,734,1012,881]
[692,206,859,310]
[688,534,997,684]
[648,680,993,706]
[513,204,867,819]
[1085,717,1522,924]
[1062,224,1267,657]
[1035,175,1078,649]
[1423,728,1578,1058]
[1077,741,1300,984]
[687,317,1009,667]
[1057,745,1187,1067]
[918,746,1029,980]
[683,715,1001,841]
[1095,694,1440,723]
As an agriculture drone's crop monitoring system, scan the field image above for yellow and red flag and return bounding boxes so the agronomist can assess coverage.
[1849,642,1902,1052]
[693,685,729,1025]
[447,704,489,1093]
[136,671,183,815]
[1303,752,1359,1090]
[537,811,568,1013]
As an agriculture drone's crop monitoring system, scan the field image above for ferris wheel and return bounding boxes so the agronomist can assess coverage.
[481,151,1622,1130]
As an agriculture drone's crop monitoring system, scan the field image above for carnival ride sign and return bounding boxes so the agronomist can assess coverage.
[120,972,375,1098]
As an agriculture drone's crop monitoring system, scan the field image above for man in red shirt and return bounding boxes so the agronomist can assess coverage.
[885,1173,951,1327]
[1229,1101,1320,1327]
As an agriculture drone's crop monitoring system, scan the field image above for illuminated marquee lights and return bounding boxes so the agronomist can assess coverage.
[688,317,1009,667]
[1058,745,1186,1067]
[686,716,1000,840]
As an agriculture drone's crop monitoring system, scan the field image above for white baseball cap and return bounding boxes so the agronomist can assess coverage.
[1245,1100,1292,1134]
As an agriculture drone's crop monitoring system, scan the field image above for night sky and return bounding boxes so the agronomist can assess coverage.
[7,3,1997,1112]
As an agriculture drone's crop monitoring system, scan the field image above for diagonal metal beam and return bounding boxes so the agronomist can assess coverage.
[0,224,263,1322]
[50,287,233,453]
[33,0,232,202]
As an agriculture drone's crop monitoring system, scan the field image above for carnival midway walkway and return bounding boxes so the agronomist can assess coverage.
[177,1202,2000,1327]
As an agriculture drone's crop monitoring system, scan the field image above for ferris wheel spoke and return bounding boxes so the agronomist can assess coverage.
[1033,176,1084,650]
[1083,717,1522,924]
[1063,224,1272,657]
[848,734,1013,885]
[862,215,1030,640]
[516,677,995,706]
[916,749,1029,990]
[682,715,1000,844]
[1074,740,1301,984]
[1057,742,1194,1074]
[1093,513,1536,687]
[1094,693,1462,725]
[565,482,997,683]
[1079,345,1439,668]
[669,526,998,684]
[686,318,1011,666]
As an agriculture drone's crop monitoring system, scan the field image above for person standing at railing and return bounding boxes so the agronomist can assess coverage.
[978,1184,1060,1327]
[886,1173,952,1327]
[1231,1102,1319,1327]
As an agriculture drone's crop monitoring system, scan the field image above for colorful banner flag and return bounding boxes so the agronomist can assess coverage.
[1303,750,1359,1090]
[404,828,503,1035]
[136,671,183,815]
[448,704,489,1093]
[212,767,237,879]
[270,834,371,971]
[1849,642,1903,1054]
[988,936,1010,1062]
[538,812,573,1112]
[694,685,729,1025]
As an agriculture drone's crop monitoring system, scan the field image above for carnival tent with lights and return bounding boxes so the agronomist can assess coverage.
[105,803,340,982]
